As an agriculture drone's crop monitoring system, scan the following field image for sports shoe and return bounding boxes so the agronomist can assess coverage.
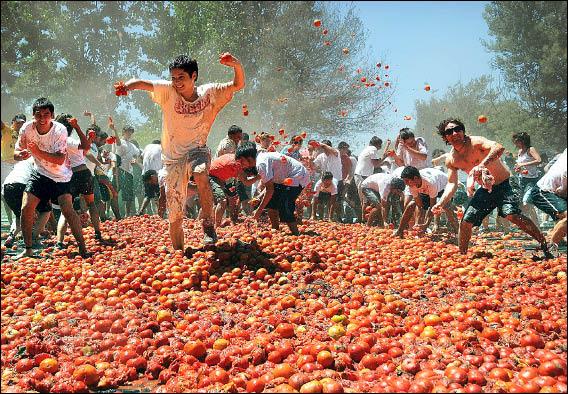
[56,242,66,250]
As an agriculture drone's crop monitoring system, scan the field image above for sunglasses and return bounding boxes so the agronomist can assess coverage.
[442,125,464,136]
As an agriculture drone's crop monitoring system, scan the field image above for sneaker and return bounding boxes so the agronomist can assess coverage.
[56,242,66,250]
[203,225,218,245]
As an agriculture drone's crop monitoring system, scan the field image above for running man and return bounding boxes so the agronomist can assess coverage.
[116,53,245,249]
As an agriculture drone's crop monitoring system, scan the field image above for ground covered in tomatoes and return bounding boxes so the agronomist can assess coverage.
[1,216,567,393]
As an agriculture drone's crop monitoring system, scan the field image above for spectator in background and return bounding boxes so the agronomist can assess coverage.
[1,114,26,232]
[393,128,430,170]
[141,139,163,214]
[354,136,387,221]
[255,132,272,153]
[108,118,141,217]
[241,132,250,143]
[281,135,303,161]
[216,124,243,157]
[513,132,542,227]
[310,140,343,220]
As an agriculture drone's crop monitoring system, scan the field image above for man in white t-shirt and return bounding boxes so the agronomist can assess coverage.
[118,53,245,249]
[236,142,310,235]
[395,166,458,238]
[311,172,338,221]
[13,97,89,258]
[215,124,242,158]
[108,120,141,217]
[354,136,388,221]
[393,128,429,170]
[360,173,406,227]
[311,140,343,220]
[530,148,567,248]
[142,140,163,174]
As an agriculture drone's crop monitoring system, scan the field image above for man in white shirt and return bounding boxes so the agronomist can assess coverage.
[216,125,242,158]
[13,98,89,258]
[142,140,163,174]
[119,53,245,248]
[108,120,141,217]
[311,140,343,220]
[354,136,388,221]
[530,149,567,248]
[393,128,430,170]
[360,173,406,227]
[236,142,310,235]
[311,172,338,221]
[395,166,458,238]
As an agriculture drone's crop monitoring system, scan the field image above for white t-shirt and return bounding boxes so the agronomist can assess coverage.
[349,156,357,177]
[380,156,397,174]
[396,137,429,169]
[408,167,448,198]
[361,173,398,203]
[67,136,87,168]
[314,178,338,196]
[355,146,380,177]
[537,149,567,194]
[216,136,236,158]
[114,140,140,174]
[2,158,34,186]
[314,150,343,181]
[256,152,310,187]
[85,144,98,175]
[151,81,233,162]
[15,121,72,182]
[142,143,163,174]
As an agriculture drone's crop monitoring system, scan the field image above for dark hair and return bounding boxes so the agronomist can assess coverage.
[87,124,101,135]
[235,141,257,160]
[142,169,158,183]
[169,55,199,80]
[399,128,414,140]
[12,114,26,123]
[437,118,465,138]
[322,172,334,181]
[32,97,54,115]
[322,140,332,147]
[228,125,243,136]
[370,136,383,148]
[432,148,446,159]
[400,166,421,179]
[55,113,73,135]
[123,125,134,133]
[390,177,406,191]
[338,141,349,149]
[241,133,250,142]
[99,131,109,140]
[512,132,531,148]
[152,139,161,144]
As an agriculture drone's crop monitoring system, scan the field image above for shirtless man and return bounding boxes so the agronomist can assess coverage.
[431,118,553,258]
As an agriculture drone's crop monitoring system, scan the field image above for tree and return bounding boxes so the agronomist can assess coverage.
[483,1,567,146]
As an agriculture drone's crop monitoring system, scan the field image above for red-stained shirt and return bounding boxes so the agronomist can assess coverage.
[209,153,242,181]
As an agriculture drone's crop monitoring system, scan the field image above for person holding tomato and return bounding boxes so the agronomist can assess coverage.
[431,118,553,259]
[114,53,245,250]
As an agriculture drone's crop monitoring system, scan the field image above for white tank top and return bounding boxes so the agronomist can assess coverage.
[516,149,540,178]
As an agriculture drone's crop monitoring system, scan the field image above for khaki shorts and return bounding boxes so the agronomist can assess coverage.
[162,146,211,222]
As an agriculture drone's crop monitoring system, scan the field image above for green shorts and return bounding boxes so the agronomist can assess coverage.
[463,178,521,227]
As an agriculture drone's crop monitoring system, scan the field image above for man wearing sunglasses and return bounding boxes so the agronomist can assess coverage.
[431,118,554,259]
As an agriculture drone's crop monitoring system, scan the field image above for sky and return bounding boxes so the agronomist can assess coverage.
[352,1,502,145]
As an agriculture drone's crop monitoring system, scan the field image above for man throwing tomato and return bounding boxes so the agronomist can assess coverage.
[115,53,245,249]
[431,118,553,258]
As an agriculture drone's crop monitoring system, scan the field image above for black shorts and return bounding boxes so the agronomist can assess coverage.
[236,180,250,202]
[418,190,444,210]
[25,170,72,204]
[1,183,51,216]
[143,181,160,199]
[336,180,345,201]
[96,175,113,202]
[530,186,567,219]
[362,187,381,207]
[316,191,333,205]
[70,169,94,197]
[266,183,303,223]
[119,169,134,202]
[463,178,521,227]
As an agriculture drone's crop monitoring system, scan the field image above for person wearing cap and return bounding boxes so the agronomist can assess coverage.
[1,114,27,231]
[108,117,141,217]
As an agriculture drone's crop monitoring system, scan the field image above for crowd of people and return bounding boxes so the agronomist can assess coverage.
[1,53,566,260]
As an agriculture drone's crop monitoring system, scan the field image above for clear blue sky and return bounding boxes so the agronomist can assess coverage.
[353,1,502,144]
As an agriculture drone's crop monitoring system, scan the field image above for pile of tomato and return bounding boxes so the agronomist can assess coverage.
[1,216,566,393]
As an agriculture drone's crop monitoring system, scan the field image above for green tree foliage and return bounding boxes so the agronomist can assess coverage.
[414,76,552,155]
[483,1,567,144]
[1,1,394,147]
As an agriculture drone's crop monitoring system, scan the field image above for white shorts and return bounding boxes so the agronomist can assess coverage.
[1,161,15,185]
